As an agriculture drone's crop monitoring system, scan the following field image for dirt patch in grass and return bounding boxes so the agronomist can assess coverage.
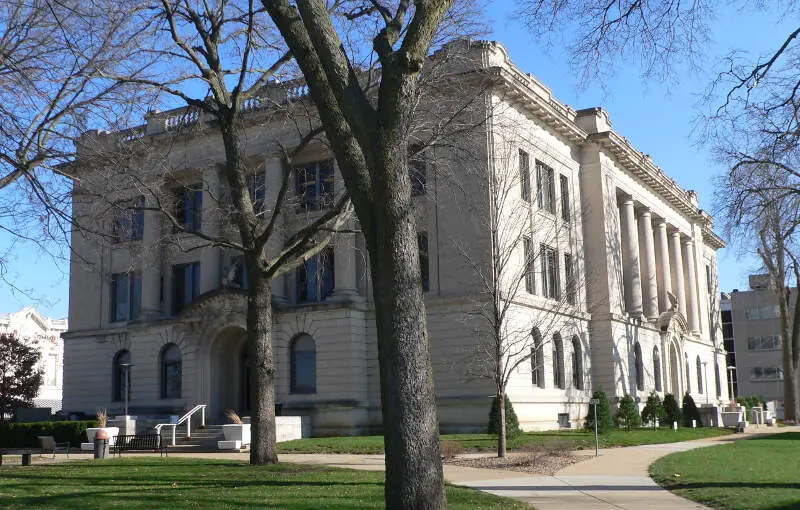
[448,443,586,475]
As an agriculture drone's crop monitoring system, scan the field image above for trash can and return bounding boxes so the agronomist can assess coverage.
[94,429,110,459]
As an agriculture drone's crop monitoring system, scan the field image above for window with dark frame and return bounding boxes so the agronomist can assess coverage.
[295,160,334,211]
[564,253,576,305]
[110,272,142,322]
[553,334,565,389]
[248,171,266,216]
[653,346,662,392]
[161,344,182,399]
[112,196,144,243]
[519,149,531,202]
[418,232,430,292]
[531,329,545,389]
[409,144,427,196]
[112,350,131,402]
[523,236,535,294]
[172,262,201,315]
[536,160,555,213]
[634,342,644,391]
[697,356,704,393]
[560,174,570,222]
[290,334,316,394]
[706,265,712,294]
[174,184,203,232]
[571,336,583,390]
[296,246,335,303]
[540,244,559,300]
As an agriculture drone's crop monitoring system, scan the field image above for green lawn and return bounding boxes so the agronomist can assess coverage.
[650,432,800,509]
[277,428,734,454]
[0,458,527,509]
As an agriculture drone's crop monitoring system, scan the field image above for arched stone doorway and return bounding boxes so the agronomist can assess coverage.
[210,327,250,423]
[669,341,681,396]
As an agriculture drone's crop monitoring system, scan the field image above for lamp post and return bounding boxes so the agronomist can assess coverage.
[119,363,134,416]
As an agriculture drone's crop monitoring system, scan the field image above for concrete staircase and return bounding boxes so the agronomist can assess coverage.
[167,424,226,452]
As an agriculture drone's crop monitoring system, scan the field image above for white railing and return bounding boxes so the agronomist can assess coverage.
[154,404,206,446]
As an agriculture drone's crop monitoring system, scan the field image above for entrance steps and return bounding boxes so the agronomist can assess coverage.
[168,425,229,453]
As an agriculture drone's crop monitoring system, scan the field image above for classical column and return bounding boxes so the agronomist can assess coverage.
[638,210,659,320]
[670,231,687,319]
[331,229,359,301]
[620,198,643,316]
[683,239,701,332]
[655,221,672,313]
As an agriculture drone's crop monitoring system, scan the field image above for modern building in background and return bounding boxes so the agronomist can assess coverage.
[0,307,68,412]
[720,293,737,398]
[62,39,727,434]
[727,275,796,417]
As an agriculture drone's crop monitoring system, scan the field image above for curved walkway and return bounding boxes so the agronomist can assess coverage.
[450,425,799,509]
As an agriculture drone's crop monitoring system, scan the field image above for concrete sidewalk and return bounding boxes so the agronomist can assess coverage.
[453,425,798,509]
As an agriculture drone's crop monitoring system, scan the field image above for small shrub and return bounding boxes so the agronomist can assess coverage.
[615,394,641,429]
[663,393,682,426]
[487,394,521,439]
[682,393,702,427]
[440,440,464,460]
[584,388,613,433]
[641,391,665,428]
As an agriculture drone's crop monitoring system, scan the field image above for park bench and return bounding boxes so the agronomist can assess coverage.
[38,436,70,459]
[111,434,168,458]
[0,448,41,466]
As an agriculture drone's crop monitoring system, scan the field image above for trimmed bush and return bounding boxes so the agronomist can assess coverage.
[584,388,613,433]
[663,393,682,426]
[682,394,702,427]
[615,394,641,429]
[488,394,521,439]
[641,391,665,428]
[0,421,96,448]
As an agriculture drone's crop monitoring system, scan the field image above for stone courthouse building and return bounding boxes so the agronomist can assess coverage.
[63,40,728,434]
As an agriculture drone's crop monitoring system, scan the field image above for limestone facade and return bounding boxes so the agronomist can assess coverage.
[62,40,727,434]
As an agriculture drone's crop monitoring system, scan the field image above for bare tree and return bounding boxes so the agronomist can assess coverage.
[257,2,486,506]
[75,0,352,465]
[717,155,800,420]
[452,119,588,456]
[0,0,151,294]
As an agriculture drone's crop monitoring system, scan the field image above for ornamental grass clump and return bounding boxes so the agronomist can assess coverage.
[224,409,243,425]
[95,409,108,427]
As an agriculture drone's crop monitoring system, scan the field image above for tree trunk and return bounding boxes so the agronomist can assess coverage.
[498,390,507,458]
[219,120,278,465]
[779,288,797,422]
[247,267,278,464]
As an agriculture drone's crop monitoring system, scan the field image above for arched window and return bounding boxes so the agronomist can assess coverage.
[634,342,644,391]
[685,355,691,393]
[696,356,704,394]
[653,346,662,392]
[161,344,182,399]
[715,363,722,397]
[531,329,545,389]
[553,334,565,390]
[571,336,583,390]
[290,334,316,394]
[112,350,131,402]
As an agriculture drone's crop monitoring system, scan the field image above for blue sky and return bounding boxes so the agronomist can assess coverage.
[0,3,788,318]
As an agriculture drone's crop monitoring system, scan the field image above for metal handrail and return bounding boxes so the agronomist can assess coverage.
[154,404,206,446]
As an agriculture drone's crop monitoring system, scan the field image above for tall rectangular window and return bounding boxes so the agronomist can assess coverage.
[113,196,144,243]
[519,149,531,202]
[560,174,570,221]
[540,244,559,300]
[705,265,712,294]
[418,232,430,292]
[296,160,335,211]
[249,171,266,216]
[296,247,335,303]
[536,160,555,213]
[172,262,201,315]
[45,354,58,387]
[410,144,427,196]
[564,253,576,305]
[175,184,203,232]
[523,236,535,294]
[111,272,142,322]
